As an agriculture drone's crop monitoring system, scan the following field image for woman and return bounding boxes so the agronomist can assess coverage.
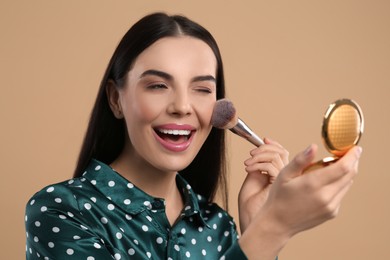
[25,12,362,260]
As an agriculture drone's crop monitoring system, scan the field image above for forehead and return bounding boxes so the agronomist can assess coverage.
[131,36,217,76]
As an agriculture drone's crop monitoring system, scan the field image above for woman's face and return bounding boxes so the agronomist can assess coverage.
[116,36,217,174]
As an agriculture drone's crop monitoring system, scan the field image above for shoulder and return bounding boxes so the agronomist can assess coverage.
[25,177,93,219]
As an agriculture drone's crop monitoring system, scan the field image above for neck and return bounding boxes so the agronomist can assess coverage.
[110,145,184,225]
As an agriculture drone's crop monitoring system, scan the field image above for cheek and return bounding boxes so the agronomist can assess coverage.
[195,98,215,126]
[130,95,163,123]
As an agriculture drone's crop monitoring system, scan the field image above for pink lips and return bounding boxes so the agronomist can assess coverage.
[153,124,195,152]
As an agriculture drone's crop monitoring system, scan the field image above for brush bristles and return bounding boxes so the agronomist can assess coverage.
[211,99,238,129]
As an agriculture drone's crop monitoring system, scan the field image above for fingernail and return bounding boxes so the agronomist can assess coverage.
[356,146,363,157]
[304,145,312,156]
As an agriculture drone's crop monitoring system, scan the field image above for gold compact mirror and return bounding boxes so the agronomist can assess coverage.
[305,98,364,172]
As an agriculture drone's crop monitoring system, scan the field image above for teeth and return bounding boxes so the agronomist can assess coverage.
[158,129,191,135]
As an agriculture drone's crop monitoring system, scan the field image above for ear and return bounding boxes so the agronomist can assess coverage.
[106,80,124,119]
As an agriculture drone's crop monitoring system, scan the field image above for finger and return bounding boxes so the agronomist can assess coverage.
[245,151,285,171]
[325,179,355,219]
[321,158,359,204]
[280,144,318,181]
[245,162,279,178]
[313,146,362,185]
[253,138,289,164]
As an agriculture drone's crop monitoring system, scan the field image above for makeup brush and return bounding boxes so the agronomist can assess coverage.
[211,99,264,147]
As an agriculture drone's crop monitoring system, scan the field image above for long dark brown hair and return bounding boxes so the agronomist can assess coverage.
[74,12,228,208]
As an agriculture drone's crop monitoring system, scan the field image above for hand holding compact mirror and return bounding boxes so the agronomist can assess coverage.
[304,98,364,172]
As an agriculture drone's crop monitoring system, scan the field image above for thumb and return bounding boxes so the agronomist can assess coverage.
[281,144,318,180]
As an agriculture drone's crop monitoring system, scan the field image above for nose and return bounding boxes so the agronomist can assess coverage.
[167,90,192,116]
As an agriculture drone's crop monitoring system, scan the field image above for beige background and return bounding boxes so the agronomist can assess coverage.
[1,0,389,259]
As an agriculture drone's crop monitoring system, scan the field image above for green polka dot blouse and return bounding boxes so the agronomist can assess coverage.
[25,159,248,259]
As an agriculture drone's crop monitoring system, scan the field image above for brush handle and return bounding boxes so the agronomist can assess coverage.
[230,118,264,147]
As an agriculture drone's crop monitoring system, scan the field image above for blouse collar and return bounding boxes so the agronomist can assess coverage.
[82,159,209,227]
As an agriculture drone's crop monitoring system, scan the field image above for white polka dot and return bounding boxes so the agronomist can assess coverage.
[91,197,97,203]
[217,245,222,252]
[168,258,173,260]
[134,239,139,245]
[146,252,152,258]
[48,242,55,248]
[107,204,115,210]
[101,217,108,224]
[108,181,115,187]
[213,224,217,229]
[156,237,163,244]
[34,221,41,227]
[54,198,62,203]
[174,244,180,251]
[114,253,121,259]
[220,256,226,260]
[52,227,60,233]
[33,236,39,242]
[30,199,35,205]
[94,243,101,249]
[68,179,74,184]
[142,225,148,232]
[202,249,207,256]
[95,165,101,171]
[184,205,191,211]
[186,251,191,257]
[146,216,152,222]
[126,214,132,220]
[124,199,131,205]
[127,183,134,188]
[59,214,66,220]
[91,180,97,185]
[116,232,122,239]
[207,236,212,242]
[46,187,54,193]
[218,212,223,218]
[144,201,151,209]
[84,203,92,210]
[81,224,88,230]
[198,227,203,232]
[87,257,95,260]
[191,238,196,245]
[73,236,80,240]
[40,206,47,212]
[181,228,186,234]
[66,249,74,255]
[224,231,230,237]
[128,248,135,255]
[67,212,74,217]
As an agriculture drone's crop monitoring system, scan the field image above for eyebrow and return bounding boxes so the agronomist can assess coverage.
[139,69,216,83]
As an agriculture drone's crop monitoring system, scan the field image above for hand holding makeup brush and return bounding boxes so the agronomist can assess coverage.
[211,99,289,232]
[239,137,289,232]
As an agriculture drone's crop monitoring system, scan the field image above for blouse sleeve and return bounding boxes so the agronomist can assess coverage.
[25,185,115,260]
